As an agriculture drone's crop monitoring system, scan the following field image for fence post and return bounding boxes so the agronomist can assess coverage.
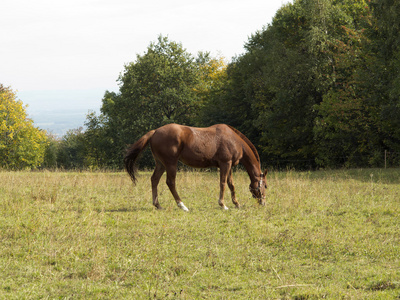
[385,150,387,169]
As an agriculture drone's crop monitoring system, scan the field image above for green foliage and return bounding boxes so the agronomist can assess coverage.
[225,0,326,166]
[56,128,87,169]
[0,85,48,169]
[117,36,199,127]
[312,10,379,167]
[213,0,396,169]
[105,35,199,129]
[42,133,60,169]
[83,111,112,168]
[368,0,400,150]
[195,52,228,126]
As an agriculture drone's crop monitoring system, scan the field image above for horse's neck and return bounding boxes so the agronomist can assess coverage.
[241,146,261,182]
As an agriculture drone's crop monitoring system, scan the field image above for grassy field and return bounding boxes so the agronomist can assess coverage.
[0,168,399,299]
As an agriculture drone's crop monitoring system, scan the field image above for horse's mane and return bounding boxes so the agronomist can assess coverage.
[227,125,260,165]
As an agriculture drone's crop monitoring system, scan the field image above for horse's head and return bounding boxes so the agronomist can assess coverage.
[249,169,268,205]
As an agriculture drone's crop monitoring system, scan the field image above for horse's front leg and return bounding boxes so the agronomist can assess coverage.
[227,169,240,208]
[165,164,189,211]
[218,163,232,210]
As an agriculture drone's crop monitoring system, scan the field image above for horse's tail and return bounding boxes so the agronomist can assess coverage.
[124,130,156,184]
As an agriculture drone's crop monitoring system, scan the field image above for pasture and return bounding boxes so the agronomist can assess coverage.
[0,169,399,299]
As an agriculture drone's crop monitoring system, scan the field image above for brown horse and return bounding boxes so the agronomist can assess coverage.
[124,123,267,211]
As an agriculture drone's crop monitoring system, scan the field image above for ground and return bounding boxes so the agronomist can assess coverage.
[0,169,399,298]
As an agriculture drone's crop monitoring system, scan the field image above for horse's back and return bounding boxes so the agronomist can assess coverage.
[150,124,242,168]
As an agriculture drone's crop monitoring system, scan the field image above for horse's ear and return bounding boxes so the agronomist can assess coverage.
[263,169,268,177]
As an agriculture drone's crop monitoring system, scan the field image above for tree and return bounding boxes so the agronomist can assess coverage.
[218,0,379,168]
[310,1,378,167]
[82,111,111,168]
[368,0,400,152]
[98,36,205,167]
[56,128,86,169]
[225,1,323,167]
[0,85,48,169]
[104,35,200,129]
[42,133,60,169]
[195,52,229,126]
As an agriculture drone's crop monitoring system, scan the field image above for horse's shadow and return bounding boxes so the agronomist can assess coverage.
[105,207,153,213]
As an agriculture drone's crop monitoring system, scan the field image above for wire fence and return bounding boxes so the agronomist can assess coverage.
[385,151,400,169]
[266,151,400,170]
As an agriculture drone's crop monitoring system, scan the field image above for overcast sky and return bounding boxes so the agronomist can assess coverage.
[1,0,291,113]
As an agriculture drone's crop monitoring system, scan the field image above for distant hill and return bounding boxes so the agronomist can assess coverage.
[18,89,111,137]
[28,108,98,137]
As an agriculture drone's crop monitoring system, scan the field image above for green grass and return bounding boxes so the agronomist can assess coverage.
[0,169,399,299]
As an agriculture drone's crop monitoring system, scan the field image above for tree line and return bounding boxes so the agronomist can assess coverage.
[2,0,400,170]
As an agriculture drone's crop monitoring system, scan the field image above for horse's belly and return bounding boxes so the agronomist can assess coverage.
[179,152,218,168]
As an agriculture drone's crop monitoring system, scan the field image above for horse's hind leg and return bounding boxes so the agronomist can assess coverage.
[165,164,189,211]
[151,161,165,209]
[227,169,240,208]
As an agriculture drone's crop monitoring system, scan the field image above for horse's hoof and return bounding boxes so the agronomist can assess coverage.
[222,205,229,210]
[177,202,189,212]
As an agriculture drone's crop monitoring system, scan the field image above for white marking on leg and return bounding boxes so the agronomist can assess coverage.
[177,202,189,212]
[218,199,228,210]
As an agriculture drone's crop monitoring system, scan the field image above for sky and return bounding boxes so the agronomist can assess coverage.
[1,0,291,133]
